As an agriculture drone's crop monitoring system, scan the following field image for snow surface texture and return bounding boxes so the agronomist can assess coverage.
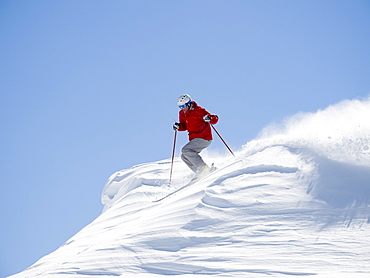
[9,98,370,277]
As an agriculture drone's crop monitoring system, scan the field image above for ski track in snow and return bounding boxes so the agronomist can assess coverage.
[9,98,370,278]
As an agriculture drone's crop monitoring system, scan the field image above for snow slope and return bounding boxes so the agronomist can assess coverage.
[9,97,370,277]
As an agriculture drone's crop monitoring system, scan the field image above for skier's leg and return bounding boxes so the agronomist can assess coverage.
[181,138,211,172]
[181,151,196,172]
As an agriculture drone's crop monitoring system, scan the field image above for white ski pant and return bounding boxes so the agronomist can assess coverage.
[181,138,211,173]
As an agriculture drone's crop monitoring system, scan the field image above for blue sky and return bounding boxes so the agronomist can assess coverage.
[1,0,369,276]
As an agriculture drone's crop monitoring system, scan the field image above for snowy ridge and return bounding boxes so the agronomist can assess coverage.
[9,98,370,277]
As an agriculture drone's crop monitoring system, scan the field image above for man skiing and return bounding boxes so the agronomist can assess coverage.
[173,94,219,178]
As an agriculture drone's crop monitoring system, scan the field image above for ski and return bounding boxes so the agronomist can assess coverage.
[153,160,241,203]
[153,164,216,203]
[153,180,194,203]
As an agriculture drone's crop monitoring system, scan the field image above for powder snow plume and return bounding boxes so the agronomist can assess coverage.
[243,96,370,166]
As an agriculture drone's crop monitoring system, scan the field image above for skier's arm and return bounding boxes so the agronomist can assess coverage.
[178,122,187,131]
[208,114,218,125]
[177,112,187,131]
[202,109,219,125]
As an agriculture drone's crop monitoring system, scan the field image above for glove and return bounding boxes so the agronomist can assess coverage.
[203,115,211,122]
[173,122,180,130]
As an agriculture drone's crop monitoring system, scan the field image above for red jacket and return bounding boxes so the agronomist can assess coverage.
[178,101,219,141]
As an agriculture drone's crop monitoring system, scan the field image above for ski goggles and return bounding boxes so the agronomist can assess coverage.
[178,100,191,109]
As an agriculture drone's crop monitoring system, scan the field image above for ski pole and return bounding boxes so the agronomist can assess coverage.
[210,124,235,157]
[169,130,177,183]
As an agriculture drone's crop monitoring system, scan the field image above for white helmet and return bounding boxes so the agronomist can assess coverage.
[177,94,192,108]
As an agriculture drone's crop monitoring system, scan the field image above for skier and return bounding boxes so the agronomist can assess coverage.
[173,94,219,179]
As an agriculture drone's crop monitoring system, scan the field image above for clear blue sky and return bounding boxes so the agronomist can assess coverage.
[1,1,369,276]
